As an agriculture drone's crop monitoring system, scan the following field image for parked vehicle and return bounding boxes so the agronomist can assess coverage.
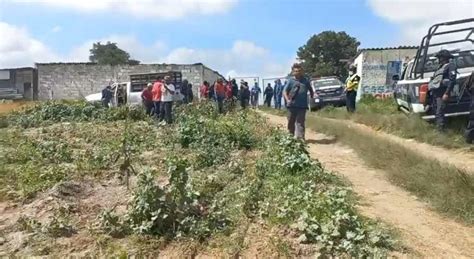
[393,18,474,120]
[308,76,346,110]
[85,71,183,106]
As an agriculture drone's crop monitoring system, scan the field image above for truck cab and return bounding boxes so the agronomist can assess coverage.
[393,18,474,120]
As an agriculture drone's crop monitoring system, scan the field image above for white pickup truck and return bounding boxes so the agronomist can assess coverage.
[393,18,474,120]
[85,72,184,106]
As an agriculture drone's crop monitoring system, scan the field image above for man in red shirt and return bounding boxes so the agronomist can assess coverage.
[215,78,226,113]
[152,77,163,118]
[142,83,154,115]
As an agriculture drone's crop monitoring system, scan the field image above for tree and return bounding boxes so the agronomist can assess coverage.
[89,41,141,65]
[297,31,359,79]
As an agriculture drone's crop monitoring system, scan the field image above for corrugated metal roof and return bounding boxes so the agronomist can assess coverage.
[34,62,206,66]
[359,46,418,51]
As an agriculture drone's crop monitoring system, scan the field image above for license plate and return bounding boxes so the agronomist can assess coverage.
[315,99,320,103]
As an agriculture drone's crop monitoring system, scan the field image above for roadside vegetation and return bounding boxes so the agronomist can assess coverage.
[0,101,395,257]
[263,107,474,224]
[317,95,470,149]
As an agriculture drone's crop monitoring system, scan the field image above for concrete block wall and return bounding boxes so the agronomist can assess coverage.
[355,48,417,100]
[37,63,223,100]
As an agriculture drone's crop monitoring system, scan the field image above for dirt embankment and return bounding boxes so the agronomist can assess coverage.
[263,112,474,258]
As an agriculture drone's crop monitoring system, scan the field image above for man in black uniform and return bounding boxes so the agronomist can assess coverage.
[428,49,457,131]
[464,72,474,144]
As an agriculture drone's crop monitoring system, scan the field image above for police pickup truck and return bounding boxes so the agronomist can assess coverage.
[393,18,474,119]
[85,71,183,106]
[308,76,346,110]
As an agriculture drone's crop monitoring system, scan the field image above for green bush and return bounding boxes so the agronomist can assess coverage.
[5,101,148,128]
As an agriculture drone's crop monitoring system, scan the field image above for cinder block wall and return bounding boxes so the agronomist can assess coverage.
[36,63,223,100]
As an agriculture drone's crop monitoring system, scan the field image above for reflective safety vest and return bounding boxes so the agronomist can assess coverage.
[345,74,360,92]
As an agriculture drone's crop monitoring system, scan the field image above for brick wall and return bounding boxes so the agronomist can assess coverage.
[37,63,223,100]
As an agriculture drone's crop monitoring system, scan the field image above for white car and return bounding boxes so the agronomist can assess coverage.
[85,82,184,107]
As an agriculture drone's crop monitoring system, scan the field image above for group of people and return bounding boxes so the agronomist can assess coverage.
[262,79,285,109]
[140,75,177,124]
[198,78,284,112]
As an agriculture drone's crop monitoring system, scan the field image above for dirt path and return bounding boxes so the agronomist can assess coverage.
[322,116,474,173]
[263,112,474,258]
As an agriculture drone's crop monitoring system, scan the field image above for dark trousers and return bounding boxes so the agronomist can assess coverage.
[274,95,282,109]
[143,101,153,116]
[102,99,111,108]
[465,93,474,143]
[265,96,272,107]
[251,95,259,107]
[240,98,249,109]
[161,101,173,124]
[154,101,161,119]
[287,107,307,139]
[433,96,446,131]
[346,90,357,113]
[216,96,224,113]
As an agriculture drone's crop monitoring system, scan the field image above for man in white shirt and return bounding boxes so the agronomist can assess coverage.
[161,75,176,124]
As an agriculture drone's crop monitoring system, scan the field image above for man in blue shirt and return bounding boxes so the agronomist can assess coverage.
[251,81,261,108]
[283,63,314,140]
[274,79,284,109]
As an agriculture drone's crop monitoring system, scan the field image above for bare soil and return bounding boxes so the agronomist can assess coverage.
[263,112,474,258]
[0,101,32,115]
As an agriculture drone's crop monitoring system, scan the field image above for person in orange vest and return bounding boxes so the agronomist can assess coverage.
[152,77,163,119]
[214,78,226,113]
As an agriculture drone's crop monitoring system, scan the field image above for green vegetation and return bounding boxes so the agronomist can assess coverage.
[0,101,395,257]
[317,96,469,149]
[263,108,474,224]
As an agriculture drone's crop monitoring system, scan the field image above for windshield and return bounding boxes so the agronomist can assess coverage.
[312,78,342,89]
[419,51,474,73]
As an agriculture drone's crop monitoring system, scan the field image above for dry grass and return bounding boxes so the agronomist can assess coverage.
[316,97,469,149]
[0,101,34,114]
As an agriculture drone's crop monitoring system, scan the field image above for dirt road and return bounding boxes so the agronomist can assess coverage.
[322,117,474,174]
[263,112,474,258]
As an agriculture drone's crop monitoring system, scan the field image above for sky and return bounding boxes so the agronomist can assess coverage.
[0,0,473,78]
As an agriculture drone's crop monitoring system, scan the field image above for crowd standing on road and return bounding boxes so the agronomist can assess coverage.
[132,56,472,145]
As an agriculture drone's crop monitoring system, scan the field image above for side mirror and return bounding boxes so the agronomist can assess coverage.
[392,75,400,81]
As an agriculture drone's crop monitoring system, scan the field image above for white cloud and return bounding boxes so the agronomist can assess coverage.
[368,0,474,45]
[67,35,168,63]
[0,22,58,68]
[9,0,238,19]
[51,25,62,33]
[0,21,290,79]
[159,40,290,78]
